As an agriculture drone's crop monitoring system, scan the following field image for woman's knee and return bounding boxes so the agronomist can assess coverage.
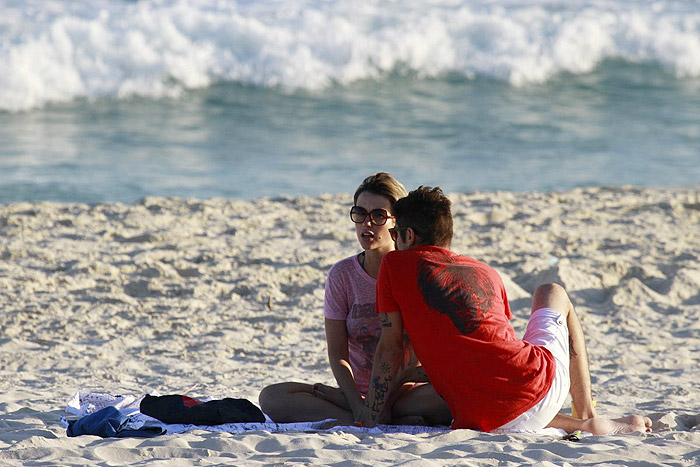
[258,384,277,411]
[259,382,300,411]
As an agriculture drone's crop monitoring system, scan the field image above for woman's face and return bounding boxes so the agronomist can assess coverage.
[353,191,396,253]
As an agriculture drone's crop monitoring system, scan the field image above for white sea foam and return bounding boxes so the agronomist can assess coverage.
[1,0,699,111]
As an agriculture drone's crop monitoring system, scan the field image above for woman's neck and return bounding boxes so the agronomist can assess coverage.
[361,247,391,279]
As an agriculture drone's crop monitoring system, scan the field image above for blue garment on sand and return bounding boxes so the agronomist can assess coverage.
[66,406,164,438]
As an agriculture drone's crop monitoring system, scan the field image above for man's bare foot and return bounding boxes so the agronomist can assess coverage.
[583,415,653,435]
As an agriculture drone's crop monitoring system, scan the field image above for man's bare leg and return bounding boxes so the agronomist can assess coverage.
[532,283,596,419]
[533,284,652,434]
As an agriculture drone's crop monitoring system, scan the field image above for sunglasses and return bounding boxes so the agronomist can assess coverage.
[350,206,395,226]
[388,226,408,242]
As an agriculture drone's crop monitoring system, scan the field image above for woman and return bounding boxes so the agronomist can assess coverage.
[259,173,451,426]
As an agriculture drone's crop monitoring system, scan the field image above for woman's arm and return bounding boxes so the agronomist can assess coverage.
[325,318,365,419]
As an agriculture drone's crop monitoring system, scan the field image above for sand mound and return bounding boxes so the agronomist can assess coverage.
[1,186,699,465]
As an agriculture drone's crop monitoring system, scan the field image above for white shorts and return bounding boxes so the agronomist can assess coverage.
[496,307,571,432]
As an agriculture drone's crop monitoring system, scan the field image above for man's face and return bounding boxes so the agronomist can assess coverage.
[393,226,410,251]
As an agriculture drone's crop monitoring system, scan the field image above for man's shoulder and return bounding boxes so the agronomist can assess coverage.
[453,253,486,266]
[383,248,422,264]
[451,255,505,289]
[398,247,497,277]
[452,254,500,275]
[419,249,500,278]
[385,246,453,263]
[383,249,403,260]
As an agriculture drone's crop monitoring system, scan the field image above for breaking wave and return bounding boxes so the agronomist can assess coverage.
[2,0,699,111]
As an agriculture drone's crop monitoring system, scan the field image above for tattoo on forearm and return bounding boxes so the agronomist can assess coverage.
[369,375,392,420]
[569,335,578,358]
[380,314,392,328]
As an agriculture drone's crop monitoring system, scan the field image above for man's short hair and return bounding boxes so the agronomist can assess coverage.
[393,186,453,248]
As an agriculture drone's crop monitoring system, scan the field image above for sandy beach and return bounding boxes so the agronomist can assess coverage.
[1,185,699,466]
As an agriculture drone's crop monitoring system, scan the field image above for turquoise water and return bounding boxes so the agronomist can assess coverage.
[1,62,698,203]
[1,0,699,203]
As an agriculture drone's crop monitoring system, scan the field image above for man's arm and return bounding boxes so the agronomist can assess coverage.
[359,311,405,427]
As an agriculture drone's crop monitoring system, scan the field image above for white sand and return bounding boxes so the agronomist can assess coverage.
[1,186,699,466]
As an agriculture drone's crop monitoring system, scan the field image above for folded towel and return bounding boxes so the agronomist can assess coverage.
[67,406,165,438]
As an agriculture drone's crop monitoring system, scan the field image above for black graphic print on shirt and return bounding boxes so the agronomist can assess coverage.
[417,258,493,335]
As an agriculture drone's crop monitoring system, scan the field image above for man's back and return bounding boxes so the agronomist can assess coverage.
[376,246,556,431]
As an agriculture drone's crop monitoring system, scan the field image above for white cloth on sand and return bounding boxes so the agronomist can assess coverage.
[61,391,450,435]
[62,391,570,436]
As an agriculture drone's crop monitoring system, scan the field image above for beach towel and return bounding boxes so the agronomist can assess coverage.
[62,391,569,437]
[61,391,450,436]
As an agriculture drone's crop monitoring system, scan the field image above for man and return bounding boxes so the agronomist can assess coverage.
[358,186,651,435]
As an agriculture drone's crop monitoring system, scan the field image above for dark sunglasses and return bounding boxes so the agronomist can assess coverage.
[350,206,394,226]
[389,226,408,242]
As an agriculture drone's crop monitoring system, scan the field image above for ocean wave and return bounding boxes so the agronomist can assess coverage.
[2,0,699,111]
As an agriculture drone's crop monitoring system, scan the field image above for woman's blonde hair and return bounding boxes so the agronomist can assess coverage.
[353,172,408,212]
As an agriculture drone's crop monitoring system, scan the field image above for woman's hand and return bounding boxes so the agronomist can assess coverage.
[349,393,366,422]
[310,383,352,410]
[311,383,366,423]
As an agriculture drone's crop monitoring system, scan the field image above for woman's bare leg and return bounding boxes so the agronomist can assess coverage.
[391,383,452,426]
[258,382,354,423]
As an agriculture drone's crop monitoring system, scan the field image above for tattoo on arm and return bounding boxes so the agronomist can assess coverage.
[369,375,392,420]
[380,314,392,328]
[569,335,578,358]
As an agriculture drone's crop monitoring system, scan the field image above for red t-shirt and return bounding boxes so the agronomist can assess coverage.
[376,246,555,432]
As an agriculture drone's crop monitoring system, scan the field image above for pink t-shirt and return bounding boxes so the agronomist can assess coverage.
[324,255,380,395]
